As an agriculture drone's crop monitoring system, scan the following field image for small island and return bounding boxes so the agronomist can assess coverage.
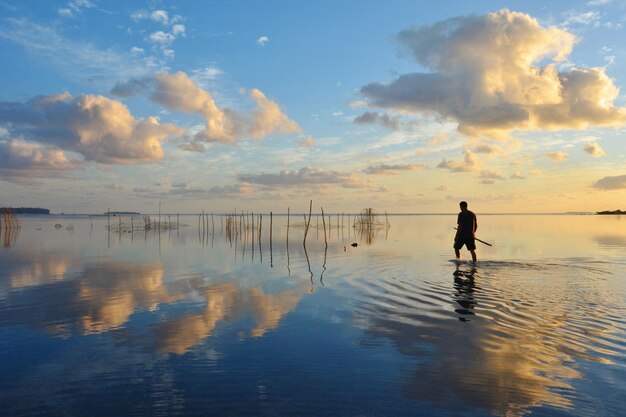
[596,210,625,215]
[1,207,50,214]
[104,211,141,215]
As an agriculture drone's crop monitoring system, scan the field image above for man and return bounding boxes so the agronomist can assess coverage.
[454,201,477,262]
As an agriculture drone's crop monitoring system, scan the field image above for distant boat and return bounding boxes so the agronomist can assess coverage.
[596,210,625,215]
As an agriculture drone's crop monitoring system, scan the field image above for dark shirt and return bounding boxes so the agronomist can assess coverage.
[457,210,477,238]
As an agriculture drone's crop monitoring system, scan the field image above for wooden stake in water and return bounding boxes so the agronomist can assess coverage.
[303,200,312,246]
[321,206,328,247]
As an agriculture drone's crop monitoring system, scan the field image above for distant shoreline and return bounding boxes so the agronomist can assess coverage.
[1,207,50,214]
[596,210,625,215]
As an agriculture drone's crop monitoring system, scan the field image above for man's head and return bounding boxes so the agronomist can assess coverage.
[459,201,468,211]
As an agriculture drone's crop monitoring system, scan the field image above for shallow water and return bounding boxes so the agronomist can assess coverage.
[1,214,625,416]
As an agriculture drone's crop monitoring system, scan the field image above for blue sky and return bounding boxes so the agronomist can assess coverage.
[1,0,626,213]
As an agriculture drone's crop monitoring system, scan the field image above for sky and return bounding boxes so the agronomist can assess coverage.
[1,0,625,214]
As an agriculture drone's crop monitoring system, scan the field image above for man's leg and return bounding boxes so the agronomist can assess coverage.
[469,249,477,262]
[455,248,461,259]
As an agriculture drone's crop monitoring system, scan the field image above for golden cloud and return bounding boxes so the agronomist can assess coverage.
[361,9,626,137]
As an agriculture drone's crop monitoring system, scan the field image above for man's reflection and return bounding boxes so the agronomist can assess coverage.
[453,266,477,322]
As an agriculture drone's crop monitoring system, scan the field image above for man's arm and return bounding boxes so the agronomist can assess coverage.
[473,213,477,236]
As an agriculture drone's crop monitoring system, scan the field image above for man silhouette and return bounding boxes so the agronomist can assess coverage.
[454,201,477,262]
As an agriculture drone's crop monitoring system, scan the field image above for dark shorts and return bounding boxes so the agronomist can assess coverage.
[454,237,476,251]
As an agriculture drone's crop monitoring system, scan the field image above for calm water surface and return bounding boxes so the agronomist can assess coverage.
[1,214,625,416]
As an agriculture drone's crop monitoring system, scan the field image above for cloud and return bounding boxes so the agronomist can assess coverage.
[360,9,626,137]
[149,31,176,45]
[436,184,448,191]
[238,167,364,188]
[364,163,427,175]
[132,9,181,26]
[208,183,254,197]
[511,171,526,179]
[583,141,605,157]
[248,89,300,138]
[58,8,73,18]
[190,67,222,88]
[437,150,482,172]
[58,0,94,18]
[0,18,148,82]
[178,140,206,152]
[0,93,184,164]
[348,100,368,108]
[133,187,156,193]
[104,183,124,190]
[298,136,315,148]
[479,168,505,184]
[562,11,601,27]
[546,151,568,162]
[151,10,169,25]
[257,36,269,46]
[592,174,626,190]
[428,134,448,145]
[151,72,299,144]
[110,76,153,97]
[172,24,186,37]
[151,71,234,143]
[472,143,505,154]
[0,139,79,181]
[354,112,400,130]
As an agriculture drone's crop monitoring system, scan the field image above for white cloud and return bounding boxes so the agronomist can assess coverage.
[58,8,73,17]
[257,36,269,46]
[348,100,368,108]
[583,141,606,157]
[0,139,79,181]
[208,183,254,197]
[479,169,505,181]
[354,112,399,130]
[546,151,568,162]
[149,31,175,45]
[592,174,626,190]
[151,10,169,25]
[0,18,149,83]
[172,24,186,37]
[563,11,601,27]
[0,93,184,165]
[238,167,365,188]
[130,46,144,55]
[364,163,427,175]
[191,67,222,85]
[437,150,482,172]
[110,76,153,97]
[151,72,233,143]
[151,72,300,144]
[472,143,506,155]
[360,9,626,138]
[428,134,448,145]
[58,0,94,18]
[298,136,315,148]
[248,89,300,139]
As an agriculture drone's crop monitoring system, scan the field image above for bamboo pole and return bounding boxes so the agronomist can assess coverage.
[321,207,328,247]
[303,200,312,246]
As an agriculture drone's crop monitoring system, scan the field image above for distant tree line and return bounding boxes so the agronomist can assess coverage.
[1,207,50,214]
